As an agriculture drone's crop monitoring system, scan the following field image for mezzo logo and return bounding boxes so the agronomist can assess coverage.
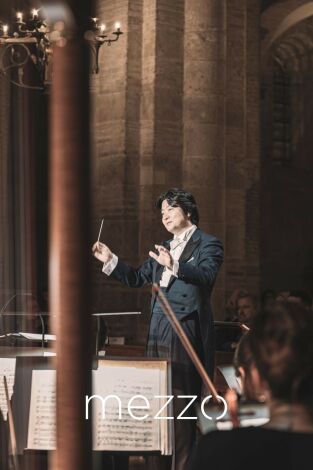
[85,394,227,421]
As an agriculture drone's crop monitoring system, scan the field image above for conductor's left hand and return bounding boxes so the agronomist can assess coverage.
[149,245,174,270]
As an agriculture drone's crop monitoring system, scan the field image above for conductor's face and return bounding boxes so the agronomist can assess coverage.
[161,200,192,235]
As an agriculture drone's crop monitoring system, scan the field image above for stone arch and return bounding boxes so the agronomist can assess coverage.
[260,2,313,294]
[263,2,313,57]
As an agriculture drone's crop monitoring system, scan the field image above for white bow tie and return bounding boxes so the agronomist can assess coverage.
[171,237,184,250]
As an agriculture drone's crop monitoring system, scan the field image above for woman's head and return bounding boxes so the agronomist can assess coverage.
[248,302,313,407]
[234,333,264,401]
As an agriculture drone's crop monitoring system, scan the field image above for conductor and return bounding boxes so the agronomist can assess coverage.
[92,188,223,470]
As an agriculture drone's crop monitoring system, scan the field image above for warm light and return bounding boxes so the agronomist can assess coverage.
[0,9,123,88]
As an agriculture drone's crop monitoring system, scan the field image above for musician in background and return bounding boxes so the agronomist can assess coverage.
[93,188,224,470]
[190,301,313,470]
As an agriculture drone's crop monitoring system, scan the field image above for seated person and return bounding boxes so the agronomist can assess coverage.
[222,332,267,427]
[276,290,290,302]
[225,288,248,321]
[215,293,257,351]
[233,333,265,402]
[190,302,313,470]
[288,289,312,310]
[235,293,257,326]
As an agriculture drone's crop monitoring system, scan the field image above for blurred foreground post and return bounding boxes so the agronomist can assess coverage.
[49,2,92,469]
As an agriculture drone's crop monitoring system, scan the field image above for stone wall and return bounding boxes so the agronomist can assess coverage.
[260,3,313,294]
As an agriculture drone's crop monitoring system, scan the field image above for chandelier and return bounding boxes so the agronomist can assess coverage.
[0,8,123,91]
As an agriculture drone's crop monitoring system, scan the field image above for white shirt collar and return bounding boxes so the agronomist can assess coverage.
[173,224,197,242]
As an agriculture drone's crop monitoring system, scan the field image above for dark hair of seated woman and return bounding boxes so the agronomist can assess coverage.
[190,302,313,470]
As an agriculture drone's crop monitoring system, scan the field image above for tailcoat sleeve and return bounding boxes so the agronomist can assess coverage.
[109,257,155,288]
[177,237,223,287]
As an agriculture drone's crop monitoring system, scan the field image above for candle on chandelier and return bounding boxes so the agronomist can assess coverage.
[114,21,121,32]
[32,9,39,19]
[3,24,8,36]
[16,12,23,22]
[100,23,106,34]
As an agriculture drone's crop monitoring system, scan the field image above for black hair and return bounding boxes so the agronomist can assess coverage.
[248,302,313,407]
[155,188,199,225]
[236,292,257,308]
[289,289,312,308]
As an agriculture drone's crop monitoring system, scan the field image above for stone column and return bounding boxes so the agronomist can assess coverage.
[139,0,185,241]
[183,0,261,316]
[137,0,185,339]
[224,0,261,300]
[183,0,226,315]
[92,0,146,340]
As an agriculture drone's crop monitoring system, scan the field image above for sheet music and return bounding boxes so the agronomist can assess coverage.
[0,358,16,420]
[217,365,242,394]
[93,365,161,451]
[25,361,171,453]
[93,312,141,317]
[19,332,56,341]
[27,370,56,450]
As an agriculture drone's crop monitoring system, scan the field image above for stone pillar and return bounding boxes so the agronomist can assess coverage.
[183,0,226,316]
[92,0,146,341]
[138,0,185,339]
[224,0,261,301]
[183,0,261,316]
[139,0,185,245]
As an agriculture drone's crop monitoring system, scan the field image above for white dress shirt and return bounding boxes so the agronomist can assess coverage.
[102,224,197,288]
[159,224,197,287]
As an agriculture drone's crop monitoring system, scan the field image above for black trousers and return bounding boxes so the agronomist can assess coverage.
[146,310,203,470]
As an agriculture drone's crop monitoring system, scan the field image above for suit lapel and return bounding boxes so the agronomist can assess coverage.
[179,234,201,263]
[165,229,201,291]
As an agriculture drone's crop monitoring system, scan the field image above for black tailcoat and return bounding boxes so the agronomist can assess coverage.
[110,228,224,380]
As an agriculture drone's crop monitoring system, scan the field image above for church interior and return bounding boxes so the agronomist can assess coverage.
[1,1,313,469]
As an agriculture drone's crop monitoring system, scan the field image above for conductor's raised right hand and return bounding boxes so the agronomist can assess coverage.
[92,241,113,264]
